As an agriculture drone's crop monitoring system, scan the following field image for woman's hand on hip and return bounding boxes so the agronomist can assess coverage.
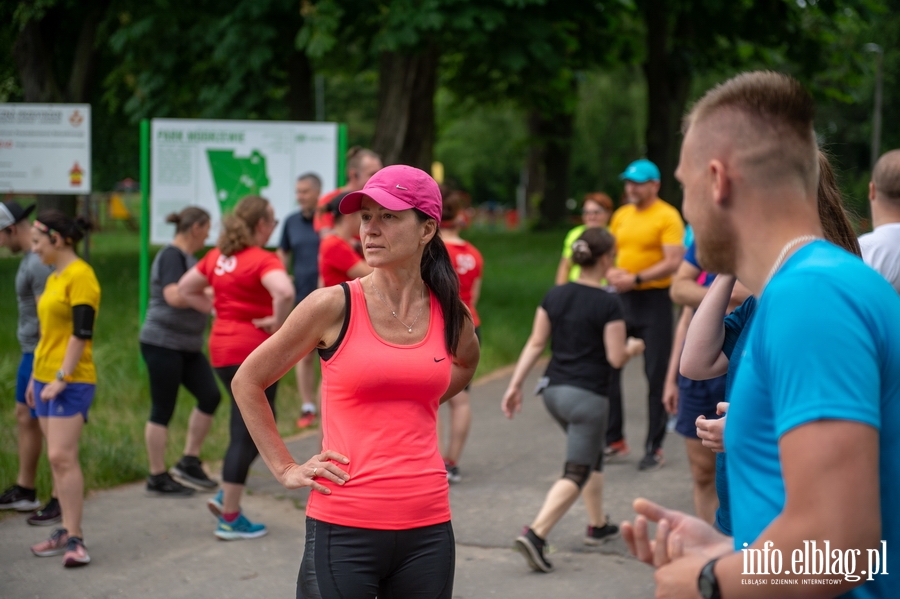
[40,380,67,401]
[282,450,350,494]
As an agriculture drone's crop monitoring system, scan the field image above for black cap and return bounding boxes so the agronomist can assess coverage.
[0,201,36,229]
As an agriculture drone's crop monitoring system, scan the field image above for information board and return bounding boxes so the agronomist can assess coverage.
[150,118,338,246]
[0,103,91,194]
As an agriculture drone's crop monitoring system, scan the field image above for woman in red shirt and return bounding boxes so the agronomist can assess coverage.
[318,192,372,287]
[232,165,480,599]
[178,195,294,541]
[437,191,483,484]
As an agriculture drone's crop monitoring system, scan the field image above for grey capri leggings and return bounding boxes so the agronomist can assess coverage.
[541,384,609,472]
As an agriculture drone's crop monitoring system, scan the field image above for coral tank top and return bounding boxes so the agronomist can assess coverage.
[307,278,452,529]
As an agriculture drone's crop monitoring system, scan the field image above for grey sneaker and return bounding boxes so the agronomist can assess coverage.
[172,456,218,489]
[0,484,40,511]
[514,527,553,573]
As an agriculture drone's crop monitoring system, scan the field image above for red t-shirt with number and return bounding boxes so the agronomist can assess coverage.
[319,235,364,288]
[445,239,483,327]
[195,246,285,367]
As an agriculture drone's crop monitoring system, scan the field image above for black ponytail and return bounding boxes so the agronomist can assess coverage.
[415,209,469,355]
[35,209,92,246]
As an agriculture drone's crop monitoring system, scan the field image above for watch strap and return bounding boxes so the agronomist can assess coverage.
[698,557,721,599]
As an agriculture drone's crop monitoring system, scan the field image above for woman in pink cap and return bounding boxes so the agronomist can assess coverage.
[232,165,480,599]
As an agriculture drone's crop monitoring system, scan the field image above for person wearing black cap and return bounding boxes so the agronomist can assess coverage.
[0,201,56,522]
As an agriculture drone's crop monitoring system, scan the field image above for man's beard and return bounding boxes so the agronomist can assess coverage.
[694,216,738,275]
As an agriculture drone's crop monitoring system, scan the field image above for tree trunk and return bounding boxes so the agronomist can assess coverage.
[643,3,692,208]
[524,110,545,220]
[66,0,106,103]
[13,5,104,217]
[537,110,574,228]
[13,20,62,103]
[372,45,438,171]
[286,51,315,121]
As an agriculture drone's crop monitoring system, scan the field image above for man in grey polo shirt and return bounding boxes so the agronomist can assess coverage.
[0,201,58,524]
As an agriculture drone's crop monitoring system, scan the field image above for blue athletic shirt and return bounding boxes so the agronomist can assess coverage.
[710,294,758,537]
[726,241,900,599]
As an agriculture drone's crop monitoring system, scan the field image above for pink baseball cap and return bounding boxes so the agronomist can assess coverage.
[340,164,442,222]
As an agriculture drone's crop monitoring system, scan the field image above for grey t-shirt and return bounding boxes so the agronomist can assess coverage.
[139,245,208,352]
[16,251,53,353]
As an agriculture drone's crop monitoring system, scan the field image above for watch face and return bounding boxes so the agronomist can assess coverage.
[698,577,713,598]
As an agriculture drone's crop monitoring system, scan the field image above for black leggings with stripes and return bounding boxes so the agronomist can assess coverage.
[214,364,278,485]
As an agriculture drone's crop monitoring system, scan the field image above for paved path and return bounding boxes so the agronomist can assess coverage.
[0,358,694,598]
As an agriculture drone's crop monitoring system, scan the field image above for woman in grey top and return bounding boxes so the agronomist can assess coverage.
[140,207,221,495]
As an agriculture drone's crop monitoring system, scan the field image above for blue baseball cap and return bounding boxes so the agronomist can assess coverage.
[619,159,660,183]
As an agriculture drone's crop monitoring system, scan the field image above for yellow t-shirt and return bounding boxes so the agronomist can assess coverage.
[609,199,684,290]
[33,259,101,384]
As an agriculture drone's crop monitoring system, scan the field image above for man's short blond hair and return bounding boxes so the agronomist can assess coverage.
[684,71,819,194]
[873,150,900,204]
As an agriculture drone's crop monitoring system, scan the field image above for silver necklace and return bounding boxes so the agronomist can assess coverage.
[370,278,425,333]
[763,235,819,289]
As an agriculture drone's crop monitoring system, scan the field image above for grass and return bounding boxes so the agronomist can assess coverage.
[0,226,563,498]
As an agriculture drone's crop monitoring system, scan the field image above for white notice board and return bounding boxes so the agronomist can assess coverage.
[0,103,92,194]
[150,119,338,246]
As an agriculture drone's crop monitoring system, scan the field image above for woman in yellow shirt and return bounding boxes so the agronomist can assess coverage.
[26,210,100,568]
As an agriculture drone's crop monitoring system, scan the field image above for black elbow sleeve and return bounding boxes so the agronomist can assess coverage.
[72,305,96,340]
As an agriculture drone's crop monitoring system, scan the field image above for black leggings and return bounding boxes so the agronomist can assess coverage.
[606,288,673,455]
[214,365,278,485]
[297,517,455,599]
[141,342,221,426]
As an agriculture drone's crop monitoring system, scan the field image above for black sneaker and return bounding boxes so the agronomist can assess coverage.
[27,498,62,526]
[514,527,553,572]
[172,456,218,489]
[445,463,461,484]
[638,450,665,471]
[584,517,620,545]
[0,484,40,511]
[147,472,195,496]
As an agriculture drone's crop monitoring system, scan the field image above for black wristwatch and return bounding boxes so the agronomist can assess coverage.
[698,557,721,599]
[634,273,643,286]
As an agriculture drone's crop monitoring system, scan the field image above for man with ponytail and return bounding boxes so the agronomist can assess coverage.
[231,165,480,598]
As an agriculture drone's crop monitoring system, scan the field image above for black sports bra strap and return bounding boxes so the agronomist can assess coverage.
[318,282,351,361]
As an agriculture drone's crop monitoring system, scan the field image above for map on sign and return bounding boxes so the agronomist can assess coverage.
[206,149,270,214]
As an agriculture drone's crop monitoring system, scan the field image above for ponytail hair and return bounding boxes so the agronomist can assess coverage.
[166,206,210,235]
[217,195,270,257]
[34,209,92,247]
[571,227,616,267]
[415,209,469,355]
[816,151,861,257]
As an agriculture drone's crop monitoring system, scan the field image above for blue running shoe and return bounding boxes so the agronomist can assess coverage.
[207,489,224,518]
[215,513,267,540]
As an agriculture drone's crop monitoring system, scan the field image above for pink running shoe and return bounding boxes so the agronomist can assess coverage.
[31,528,69,557]
[63,536,91,567]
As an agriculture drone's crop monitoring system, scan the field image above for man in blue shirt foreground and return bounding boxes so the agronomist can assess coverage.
[622,70,900,599]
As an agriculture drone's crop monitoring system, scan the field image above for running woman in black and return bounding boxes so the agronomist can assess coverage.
[502,227,645,572]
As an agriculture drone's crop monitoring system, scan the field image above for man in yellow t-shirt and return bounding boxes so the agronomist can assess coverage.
[606,159,685,471]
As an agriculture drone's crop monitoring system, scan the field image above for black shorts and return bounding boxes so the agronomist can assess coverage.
[297,517,455,599]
